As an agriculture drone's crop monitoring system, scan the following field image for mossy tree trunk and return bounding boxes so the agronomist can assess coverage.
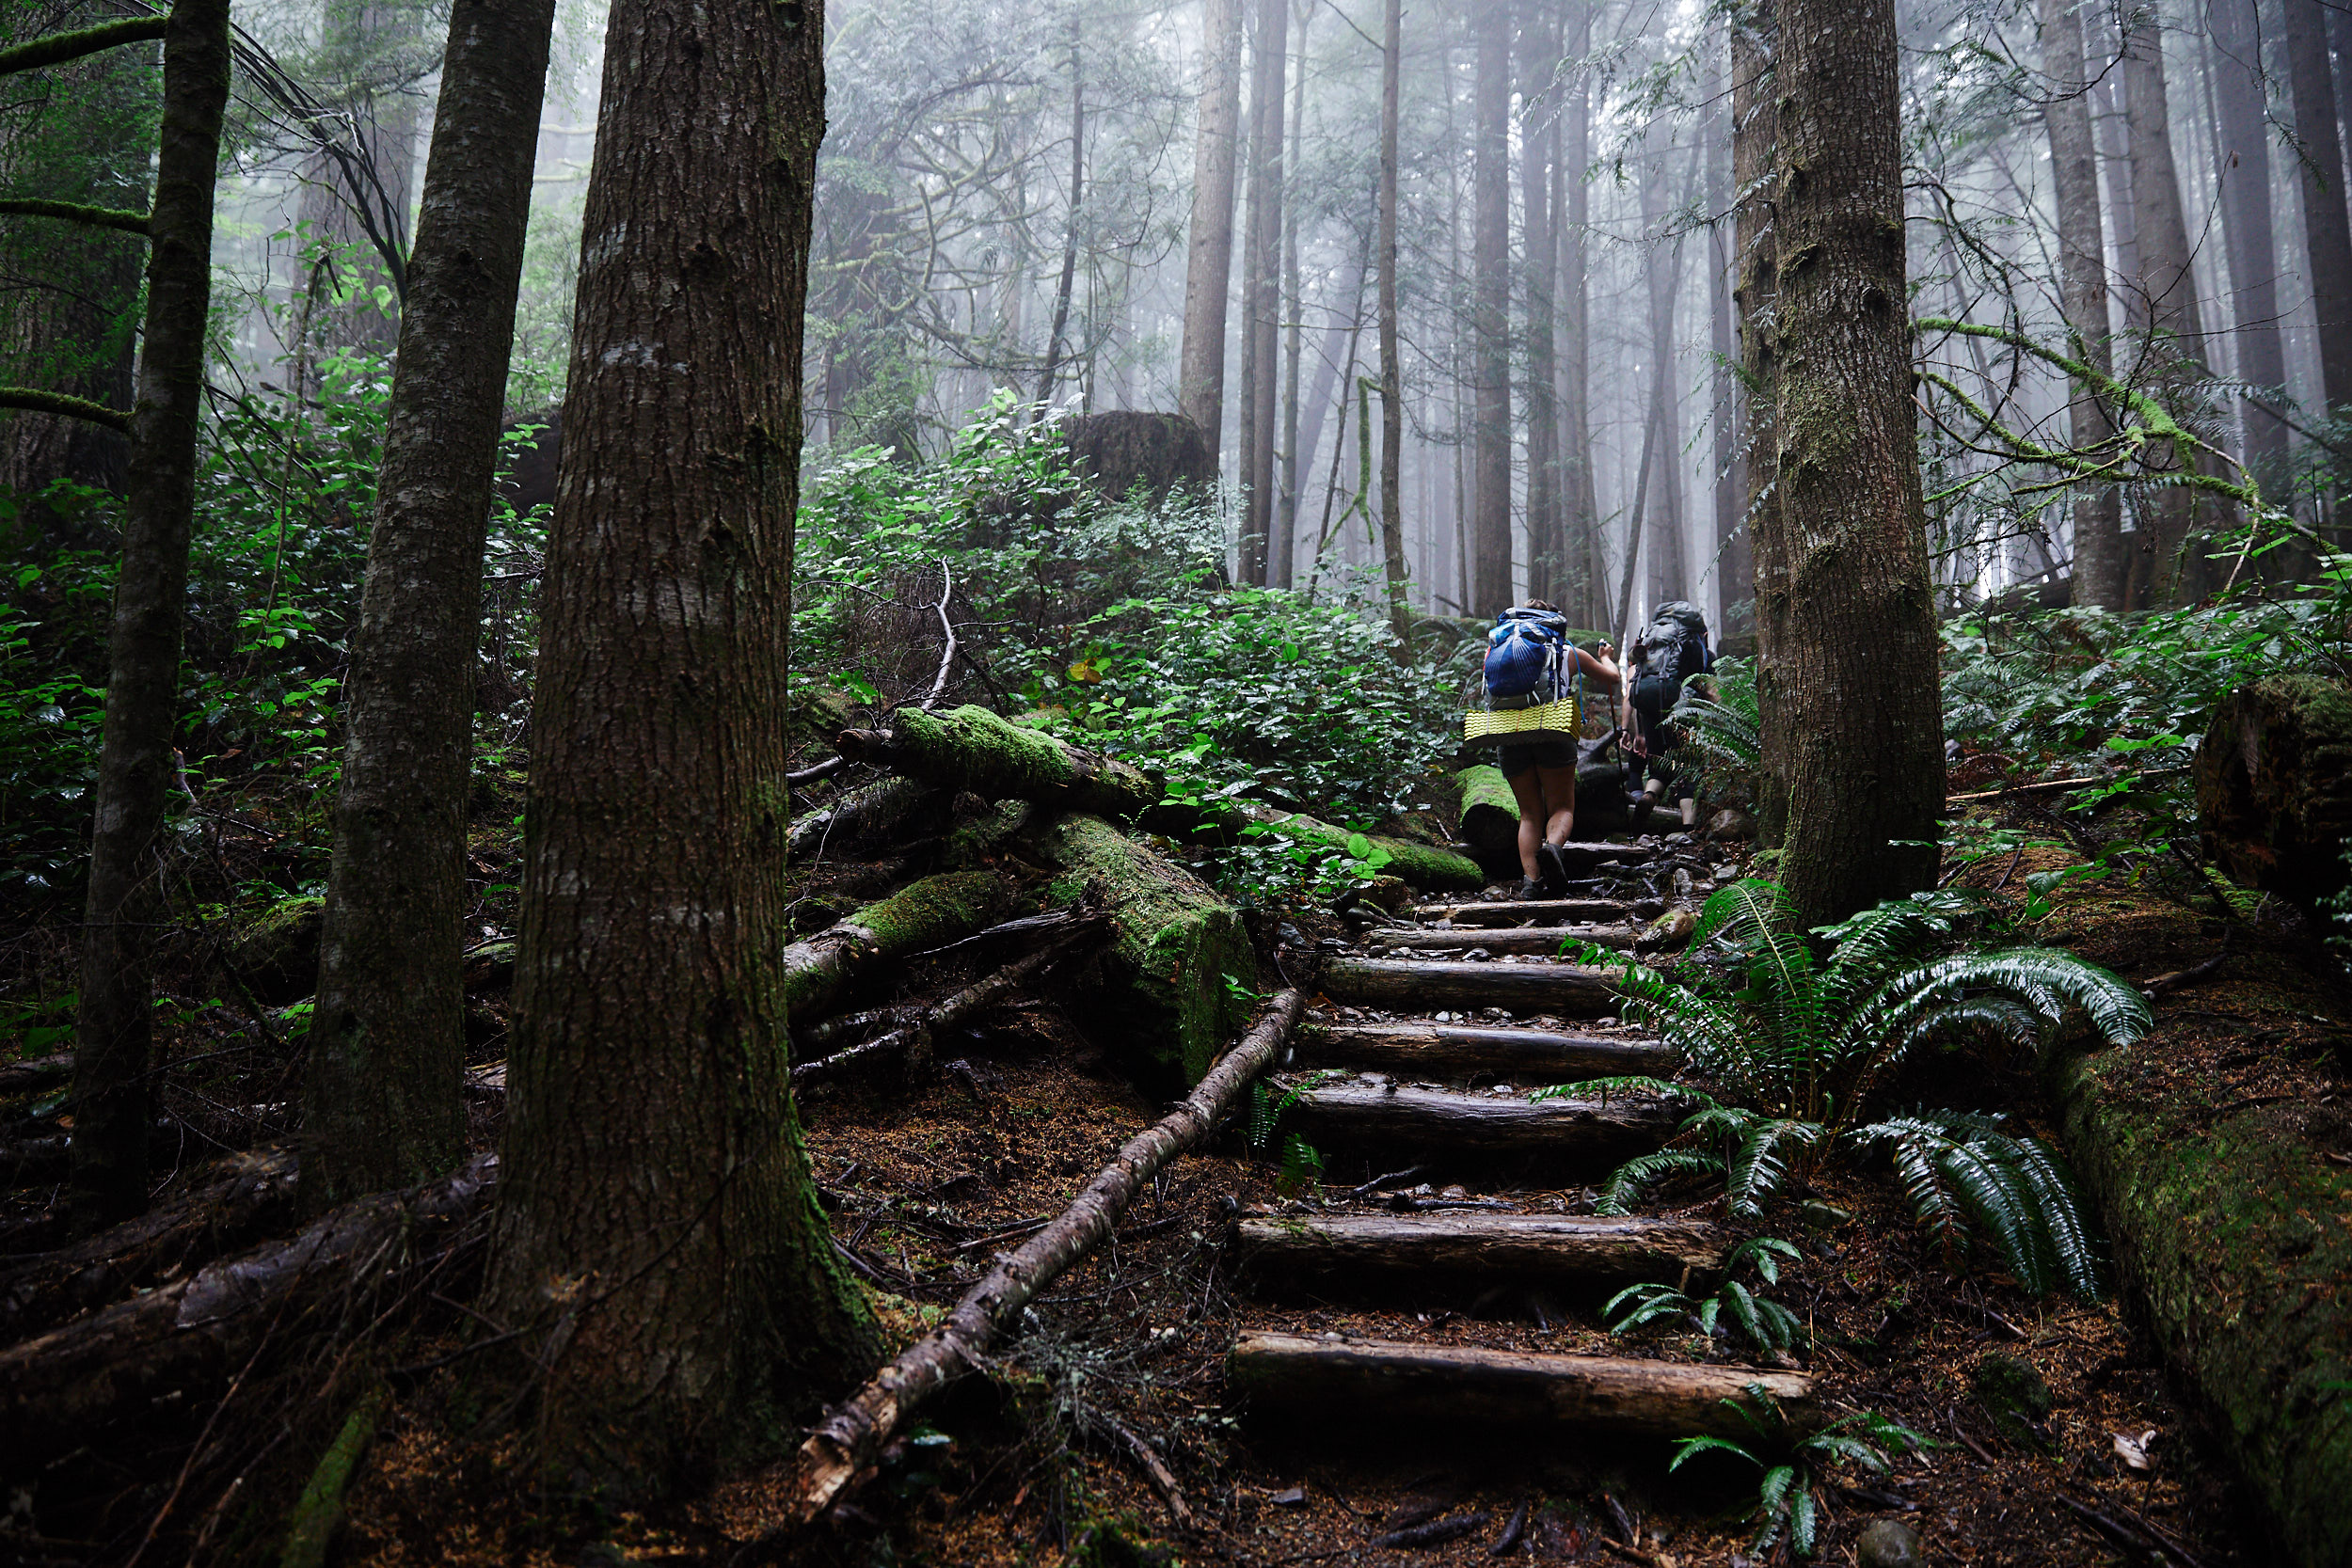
[71,0,230,1225]
[304,0,560,1214]
[482,0,879,1494]
[1753,0,1943,924]
[2196,675,2352,915]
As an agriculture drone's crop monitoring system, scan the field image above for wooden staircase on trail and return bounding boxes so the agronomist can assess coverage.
[1225,833,1824,1444]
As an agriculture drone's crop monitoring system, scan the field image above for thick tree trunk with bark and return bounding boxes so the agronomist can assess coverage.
[71,0,230,1225]
[1520,0,1562,611]
[1731,0,1785,842]
[2286,0,2352,419]
[480,0,881,1492]
[2041,0,2125,610]
[1377,0,1410,637]
[1760,0,1943,925]
[1471,0,1514,613]
[1708,39,1744,632]
[1561,5,1597,623]
[1236,0,1286,584]
[2195,674,2352,915]
[1179,0,1245,457]
[304,0,559,1214]
[2206,0,2290,491]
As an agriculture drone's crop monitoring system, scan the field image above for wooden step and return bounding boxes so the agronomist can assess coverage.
[1364,924,1637,955]
[1295,1021,1676,1082]
[1322,956,1621,1016]
[1236,1212,1726,1290]
[1427,897,1665,927]
[1228,1332,1821,1440]
[1279,1079,1678,1165]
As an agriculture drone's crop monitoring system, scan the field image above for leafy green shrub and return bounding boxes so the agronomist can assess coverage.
[1543,879,2143,1296]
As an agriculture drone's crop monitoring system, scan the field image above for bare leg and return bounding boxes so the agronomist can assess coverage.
[1536,763,1579,846]
[1505,768,1546,882]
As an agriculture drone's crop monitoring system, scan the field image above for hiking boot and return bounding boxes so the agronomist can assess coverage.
[1515,877,1547,902]
[1628,792,1655,832]
[1536,841,1571,897]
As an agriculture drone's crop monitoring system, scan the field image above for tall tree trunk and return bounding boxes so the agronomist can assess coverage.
[72,0,231,1225]
[1707,38,1743,636]
[1378,0,1410,638]
[2207,0,2290,491]
[297,0,421,355]
[2328,2,2352,201]
[1033,23,1085,411]
[1561,3,1597,626]
[2286,0,2352,419]
[1519,0,1561,611]
[1470,0,1513,612]
[482,0,880,1487]
[1732,0,1781,835]
[1236,0,1286,585]
[1178,0,1245,458]
[2122,16,2213,606]
[1295,245,1366,531]
[2042,0,2125,610]
[1275,0,1310,591]
[2094,28,2142,330]
[1762,0,1942,924]
[1641,142,1690,612]
[303,0,560,1213]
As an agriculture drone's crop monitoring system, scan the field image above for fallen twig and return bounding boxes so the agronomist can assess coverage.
[2141,951,2232,1000]
[1373,1512,1487,1549]
[775,987,1310,1526]
[2056,1493,2205,1568]
[1945,765,2187,804]
[1103,1415,1193,1528]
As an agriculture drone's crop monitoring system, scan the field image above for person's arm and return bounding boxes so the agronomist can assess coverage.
[1576,645,1620,689]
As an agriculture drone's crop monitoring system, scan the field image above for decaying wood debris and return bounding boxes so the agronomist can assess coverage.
[780,984,1310,1527]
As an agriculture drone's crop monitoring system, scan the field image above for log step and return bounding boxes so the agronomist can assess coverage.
[1295,1022,1676,1082]
[1227,1331,1820,1441]
[1321,957,1622,1016]
[1423,897,1640,927]
[1365,925,1637,955]
[1236,1212,1726,1291]
[1279,1079,1678,1166]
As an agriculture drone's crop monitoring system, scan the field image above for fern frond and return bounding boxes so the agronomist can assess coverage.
[1851,1112,2104,1298]
[1596,1148,1726,1216]
[1724,1118,1828,1221]
[1528,1073,1693,1105]
[1854,947,2150,1057]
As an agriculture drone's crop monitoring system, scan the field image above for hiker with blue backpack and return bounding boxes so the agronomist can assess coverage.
[1619,600,1714,832]
[1463,599,1621,899]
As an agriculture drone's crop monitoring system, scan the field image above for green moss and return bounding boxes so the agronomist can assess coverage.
[946,800,1034,866]
[1257,811,1484,894]
[781,871,1018,1018]
[890,705,1159,819]
[2056,1044,2352,1565]
[229,894,326,1001]
[1031,812,1258,1083]
[1970,1352,2054,1452]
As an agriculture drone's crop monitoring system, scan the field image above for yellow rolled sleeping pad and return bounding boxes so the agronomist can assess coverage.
[1462,690,1579,741]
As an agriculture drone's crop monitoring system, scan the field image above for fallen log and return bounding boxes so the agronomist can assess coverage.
[1279,1079,1677,1167]
[1294,1022,1677,1082]
[1426,897,1651,927]
[791,913,1111,1088]
[1236,1212,1726,1291]
[780,871,1020,1020]
[787,775,949,862]
[777,987,1310,1527]
[0,1052,71,1097]
[0,1155,494,1467]
[1321,957,1623,1017]
[839,704,1482,890]
[2195,674,2352,916]
[1029,813,1258,1082]
[1364,925,1639,955]
[0,1148,298,1344]
[1227,1332,1820,1440]
[1454,767,1658,871]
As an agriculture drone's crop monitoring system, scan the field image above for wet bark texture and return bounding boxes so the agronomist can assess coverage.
[1470,0,1513,615]
[72,0,230,1224]
[1178,0,1244,456]
[1730,0,1784,843]
[1759,0,1943,924]
[2206,0,2289,489]
[305,0,560,1214]
[481,0,879,1490]
[2040,0,2124,609]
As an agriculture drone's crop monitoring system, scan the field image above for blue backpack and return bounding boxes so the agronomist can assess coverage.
[1483,608,1571,709]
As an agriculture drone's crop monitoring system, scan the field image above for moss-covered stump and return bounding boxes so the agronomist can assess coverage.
[781,871,1020,1022]
[2055,1042,2352,1565]
[2196,674,2352,915]
[226,895,326,1003]
[1028,812,1258,1083]
[839,705,1159,821]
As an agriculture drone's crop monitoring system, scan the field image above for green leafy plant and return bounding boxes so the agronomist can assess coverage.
[1248,1069,1343,1151]
[1604,1236,1804,1354]
[1668,654,1761,792]
[1672,1393,1934,1558]
[1537,879,2143,1296]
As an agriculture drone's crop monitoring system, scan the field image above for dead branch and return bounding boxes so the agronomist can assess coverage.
[774,986,1309,1528]
[917,562,959,711]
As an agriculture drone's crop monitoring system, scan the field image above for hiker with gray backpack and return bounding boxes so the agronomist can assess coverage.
[1462,600,1621,899]
[1619,600,1714,832]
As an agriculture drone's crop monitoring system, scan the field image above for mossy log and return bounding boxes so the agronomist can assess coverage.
[1235,1212,1726,1291]
[1295,1021,1676,1082]
[0,1052,71,1097]
[1227,1332,1820,1441]
[1029,814,1257,1082]
[1454,765,1653,871]
[227,894,326,1003]
[2195,675,2352,915]
[2055,1043,2352,1565]
[839,704,1482,890]
[780,871,1019,1021]
[1321,956,1623,1016]
[787,775,949,862]
[279,1389,386,1568]
[1456,765,1522,872]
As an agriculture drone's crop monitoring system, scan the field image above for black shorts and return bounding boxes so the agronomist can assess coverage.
[1498,736,1578,777]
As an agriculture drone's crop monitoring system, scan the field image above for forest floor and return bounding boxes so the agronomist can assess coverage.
[5,788,2344,1567]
